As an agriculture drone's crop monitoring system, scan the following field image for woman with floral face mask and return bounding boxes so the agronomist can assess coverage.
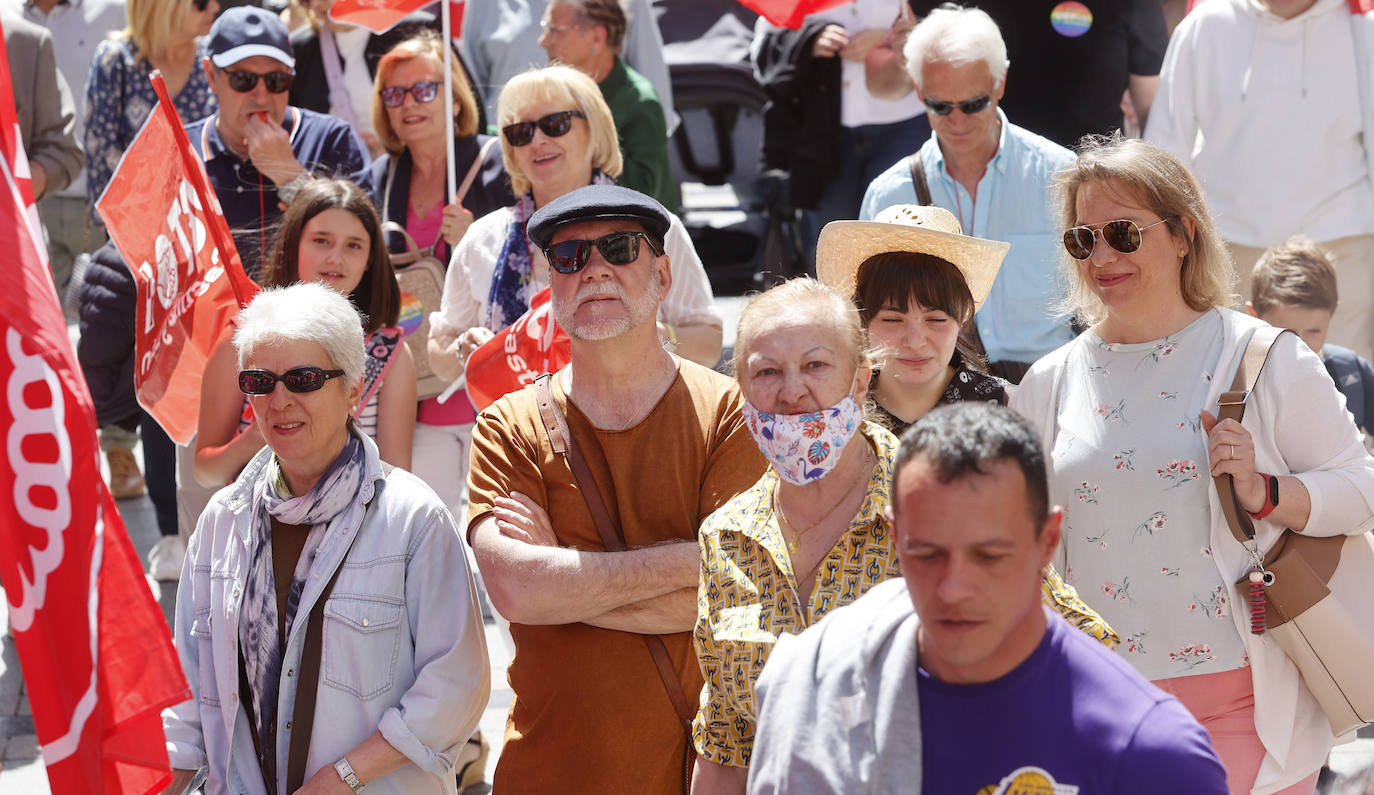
[691,277,897,793]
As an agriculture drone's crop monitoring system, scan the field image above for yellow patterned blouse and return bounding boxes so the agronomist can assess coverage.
[692,424,1119,768]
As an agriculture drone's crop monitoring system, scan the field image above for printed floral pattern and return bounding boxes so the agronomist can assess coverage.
[1054,310,1248,681]
[742,396,862,485]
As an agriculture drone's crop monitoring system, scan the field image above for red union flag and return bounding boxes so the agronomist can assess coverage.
[739,0,851,28]
[97,75,259,446]
[330,0,465,36]
[465,287,570,412]
[0,21,190,795]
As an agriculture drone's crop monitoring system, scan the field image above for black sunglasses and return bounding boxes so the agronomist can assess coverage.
[239,367,345,395]
[1063,218,1172,260]
[544,231,663,275]
[922,94,992,116]
[220,68,294,94]
[502,110,586,147]
[379,80,440,108]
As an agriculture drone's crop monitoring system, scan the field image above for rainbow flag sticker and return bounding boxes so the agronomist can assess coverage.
[398,292,425,337]
[1050,1,1093,37]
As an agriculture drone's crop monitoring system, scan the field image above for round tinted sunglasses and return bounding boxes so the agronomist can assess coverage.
[379,80,440,108]
[922,94,992,116]
[239,367,345,395]
[220,68,293,94]
[544,231,663,275]
[502,110,586,147]
[1063,218,1172,260]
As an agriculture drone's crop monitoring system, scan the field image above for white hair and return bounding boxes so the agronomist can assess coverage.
[903,4,1009,91]
[233,283,366,389]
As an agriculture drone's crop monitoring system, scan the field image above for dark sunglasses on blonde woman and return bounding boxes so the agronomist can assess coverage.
[502,110,586,147]
[1063,218,1172,260]
[544,231,663,275]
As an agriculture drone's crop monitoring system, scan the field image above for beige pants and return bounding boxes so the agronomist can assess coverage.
[1228,234,1374,361]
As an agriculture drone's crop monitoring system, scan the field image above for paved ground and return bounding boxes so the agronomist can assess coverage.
[3,302,1374,793]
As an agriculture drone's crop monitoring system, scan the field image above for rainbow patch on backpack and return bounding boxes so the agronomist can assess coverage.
[398,292,425,336]
[1049,1,1092,37]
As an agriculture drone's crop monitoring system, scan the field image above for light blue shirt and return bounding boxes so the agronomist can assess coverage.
[860,110,1075,364]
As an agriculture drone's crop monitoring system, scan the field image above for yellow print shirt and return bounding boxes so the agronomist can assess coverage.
[692,423,902,768]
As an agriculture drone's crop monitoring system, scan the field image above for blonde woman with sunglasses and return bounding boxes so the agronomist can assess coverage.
[1012,134,1374,795]
[427,64,723,390]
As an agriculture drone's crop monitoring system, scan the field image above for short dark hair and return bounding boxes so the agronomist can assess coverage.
[1250,235,1339,315]
[894,402,1049,528]
[261,178,399,335]
[558,0,628,52]
[853,251,989,372]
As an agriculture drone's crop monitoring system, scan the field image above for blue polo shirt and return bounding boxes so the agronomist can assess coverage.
[185,106,372,281]
[861,110,1076,365]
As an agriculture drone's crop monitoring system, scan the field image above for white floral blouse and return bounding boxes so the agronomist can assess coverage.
[1052,310,1248,681]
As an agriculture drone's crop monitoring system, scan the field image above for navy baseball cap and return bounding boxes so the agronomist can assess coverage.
[527,185,672,251]
[208,7,295,69]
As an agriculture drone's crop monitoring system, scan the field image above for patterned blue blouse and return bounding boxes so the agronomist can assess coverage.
[84,37,217,221]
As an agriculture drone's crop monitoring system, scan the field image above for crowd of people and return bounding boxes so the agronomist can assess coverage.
[4,0,1374,792]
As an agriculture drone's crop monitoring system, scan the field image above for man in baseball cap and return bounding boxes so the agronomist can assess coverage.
[186,5,372,280]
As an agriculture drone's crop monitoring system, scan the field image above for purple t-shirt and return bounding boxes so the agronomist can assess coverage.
[919,608,1228,794]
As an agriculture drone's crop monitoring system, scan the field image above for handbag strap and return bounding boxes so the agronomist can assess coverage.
[455,137,498,206]
[907,151,933,206]
[1212,325,1293,545]
[318,29,362,133]
[284,474,387,792]
[532,373,696,731]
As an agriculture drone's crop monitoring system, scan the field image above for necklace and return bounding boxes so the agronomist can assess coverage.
[774,443,872,557]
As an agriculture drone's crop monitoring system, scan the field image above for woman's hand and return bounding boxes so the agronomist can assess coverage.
[1201,410,1265,513]
[841,28,887,62]
[456,326,495,368]
[493,491,558,547]
[811,24,849,58]
[439,203,476,248]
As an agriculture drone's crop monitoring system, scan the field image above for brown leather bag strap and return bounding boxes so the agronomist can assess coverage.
[908,152,933,206]
[532,374,696,730]
[285,475,386,792]
[1212,325,1292,546]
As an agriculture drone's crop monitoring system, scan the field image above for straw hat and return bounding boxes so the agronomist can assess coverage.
[816,205,1010,309]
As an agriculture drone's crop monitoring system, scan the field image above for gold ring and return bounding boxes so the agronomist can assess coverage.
[1229,444,1236,459]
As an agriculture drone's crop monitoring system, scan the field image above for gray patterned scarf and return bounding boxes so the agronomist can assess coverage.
[238,430,366,791]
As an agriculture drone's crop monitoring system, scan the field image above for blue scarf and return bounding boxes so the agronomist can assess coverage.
[485,171,617,331]
[238,430,367,792]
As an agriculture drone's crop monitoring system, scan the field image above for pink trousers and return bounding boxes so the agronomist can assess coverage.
[1154,667,1320,795]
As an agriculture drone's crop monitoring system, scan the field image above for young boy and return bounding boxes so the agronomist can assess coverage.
[1250,235,1374,438]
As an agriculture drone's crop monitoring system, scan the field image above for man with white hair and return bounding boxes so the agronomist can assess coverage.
[860,4,1074,382]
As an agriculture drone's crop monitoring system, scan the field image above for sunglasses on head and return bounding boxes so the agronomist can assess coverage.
[922,94,992,116]
[221,68,293,94]
[502,110,586,147]
[239,366,345,395]
[1063,218,1172,260]
[379,80,440,108]
[544,231,663,275]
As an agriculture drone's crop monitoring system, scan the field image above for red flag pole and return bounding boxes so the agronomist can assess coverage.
[149,71,257,307]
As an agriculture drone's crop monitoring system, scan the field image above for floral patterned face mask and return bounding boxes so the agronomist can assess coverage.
[741,395,863,486]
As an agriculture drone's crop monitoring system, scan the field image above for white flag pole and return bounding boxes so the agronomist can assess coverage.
[441,0,457,205]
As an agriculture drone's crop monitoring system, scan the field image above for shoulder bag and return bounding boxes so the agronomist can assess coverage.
[533,373,696,794]
[1215,325,1374,736]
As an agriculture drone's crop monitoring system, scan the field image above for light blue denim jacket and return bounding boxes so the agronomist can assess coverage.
[861,110,1077,364]
[162,434,489,794]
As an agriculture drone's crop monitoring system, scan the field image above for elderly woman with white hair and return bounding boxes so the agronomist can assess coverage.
[161,282,490,795]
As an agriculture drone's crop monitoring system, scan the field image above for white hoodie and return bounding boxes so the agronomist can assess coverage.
[1146,0,1374,248]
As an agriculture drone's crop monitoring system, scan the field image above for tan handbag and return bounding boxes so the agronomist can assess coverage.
[1215,325,1374,736]
[387,223,449,400]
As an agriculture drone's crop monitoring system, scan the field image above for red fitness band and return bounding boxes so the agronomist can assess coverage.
[1248,473,1280,520]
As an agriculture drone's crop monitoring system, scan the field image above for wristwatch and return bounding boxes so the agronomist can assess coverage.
[333,757,365,792]
[277,172,311,205]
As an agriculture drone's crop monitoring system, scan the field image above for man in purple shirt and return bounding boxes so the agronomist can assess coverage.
[749,402,1229,794]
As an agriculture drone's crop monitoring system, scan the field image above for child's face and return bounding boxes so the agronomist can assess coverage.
[1259,303,1332,355]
